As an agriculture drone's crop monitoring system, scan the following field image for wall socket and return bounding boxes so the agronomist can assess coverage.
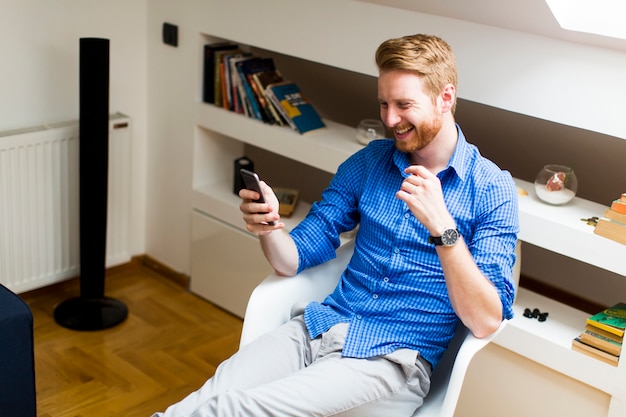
[162,22,178,47]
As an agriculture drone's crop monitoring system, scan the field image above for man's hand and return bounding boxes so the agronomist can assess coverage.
[239,181,298,276]
[239,181,283,235]
[396,165,455,235]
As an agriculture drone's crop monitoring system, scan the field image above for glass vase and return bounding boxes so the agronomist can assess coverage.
[534,164,577,205]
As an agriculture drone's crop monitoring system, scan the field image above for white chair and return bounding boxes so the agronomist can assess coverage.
[240,240,521,417]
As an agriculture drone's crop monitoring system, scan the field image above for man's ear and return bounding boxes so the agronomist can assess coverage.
[439,83,456,113]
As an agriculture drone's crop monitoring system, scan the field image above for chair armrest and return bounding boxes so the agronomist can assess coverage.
[239,240,354,348]
[414,320,508,417]
[439,320,507,415]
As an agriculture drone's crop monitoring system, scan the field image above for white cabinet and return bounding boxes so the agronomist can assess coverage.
[191,211,273,317]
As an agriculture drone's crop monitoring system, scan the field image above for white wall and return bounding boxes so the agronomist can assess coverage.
[2,1,623,298]
[0,0,148,259]
[144,1,198,274]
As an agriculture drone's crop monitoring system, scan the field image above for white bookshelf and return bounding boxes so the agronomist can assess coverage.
[514,178,625,276]
[497,289,623,393]
[194,103,363,175]
[190,28,625,417]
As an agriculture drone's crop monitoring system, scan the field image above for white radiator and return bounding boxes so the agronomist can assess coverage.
[0,113,132,293]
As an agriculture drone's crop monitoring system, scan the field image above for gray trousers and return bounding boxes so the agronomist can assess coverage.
[152,316,431,417]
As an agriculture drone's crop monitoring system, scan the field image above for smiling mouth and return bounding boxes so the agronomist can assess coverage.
[394,125,414,135]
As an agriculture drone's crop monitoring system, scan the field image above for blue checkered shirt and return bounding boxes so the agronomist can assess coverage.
[290,126,519,368]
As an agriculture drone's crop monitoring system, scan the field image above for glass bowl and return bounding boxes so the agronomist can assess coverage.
[534,164,577,205]
[356,119,385,145]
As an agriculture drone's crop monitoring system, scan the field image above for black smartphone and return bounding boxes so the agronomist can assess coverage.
[239,168,276,225]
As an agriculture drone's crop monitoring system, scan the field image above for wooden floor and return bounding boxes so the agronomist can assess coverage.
[21,261,243,417]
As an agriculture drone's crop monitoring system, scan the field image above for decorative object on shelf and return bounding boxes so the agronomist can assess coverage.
[593,193,626,245]
[581,216,599,226]
[572,302,624,366]
[356,119,385,145]
[534,164,578,205]
[523,307,548,322]
[274,187,300,217]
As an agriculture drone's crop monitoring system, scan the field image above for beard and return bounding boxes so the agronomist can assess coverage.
[394,112,443,154]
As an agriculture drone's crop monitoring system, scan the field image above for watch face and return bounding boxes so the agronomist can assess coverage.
[441,228,459,246]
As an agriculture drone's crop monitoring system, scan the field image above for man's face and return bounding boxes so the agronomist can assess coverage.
[377,70,443,154]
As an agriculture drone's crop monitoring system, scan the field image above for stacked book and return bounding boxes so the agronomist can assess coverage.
[202,42,325,135]
[594,193,626,245]
[572,303,625,366]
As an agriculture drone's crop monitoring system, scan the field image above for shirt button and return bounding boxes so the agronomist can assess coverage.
[356,314,362,320]
[404,213,410,219]
[373,294,379,299]
[394,248,400,254]
[383,277,389,283]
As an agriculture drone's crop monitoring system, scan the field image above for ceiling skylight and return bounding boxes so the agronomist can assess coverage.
[545,0,626,40]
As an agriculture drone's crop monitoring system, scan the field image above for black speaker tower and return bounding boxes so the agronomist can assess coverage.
[54,38,128,331]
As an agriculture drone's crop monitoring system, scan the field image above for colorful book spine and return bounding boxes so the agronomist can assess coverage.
[611,194,626,214]
[572,337,619,366]
[202,42,238,104]
[580,328,622,356]
[586,303,626,337]
[594,193,626,245]
[235,59,264,121]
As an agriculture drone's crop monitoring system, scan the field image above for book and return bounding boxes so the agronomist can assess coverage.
[228,55,255,115]
[593,217,626,245]
[586,303,626,337]
[252,70,286,126]
[579,326,622,356]
[220,52,242,110]
[202,42,239,104]
[611,199,626,215]
[274,187,299,217]
[214,48,241,106]
[603,207,626,224]
[572,337,619,366]
[583,323,623,344]
[223,52,252,111]
[235,57,266,121]
[238,57,281,124]
[265,81,326,134]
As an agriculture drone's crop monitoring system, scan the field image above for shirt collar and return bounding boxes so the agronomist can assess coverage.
[392,124,470,182]
[446,124,469,182]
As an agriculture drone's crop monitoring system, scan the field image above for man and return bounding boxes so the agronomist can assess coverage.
[154,33,518,417]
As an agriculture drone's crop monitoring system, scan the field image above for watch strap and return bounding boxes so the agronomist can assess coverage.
[428,235,443,245]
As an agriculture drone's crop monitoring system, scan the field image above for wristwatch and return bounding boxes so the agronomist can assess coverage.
[428,227,460,247]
